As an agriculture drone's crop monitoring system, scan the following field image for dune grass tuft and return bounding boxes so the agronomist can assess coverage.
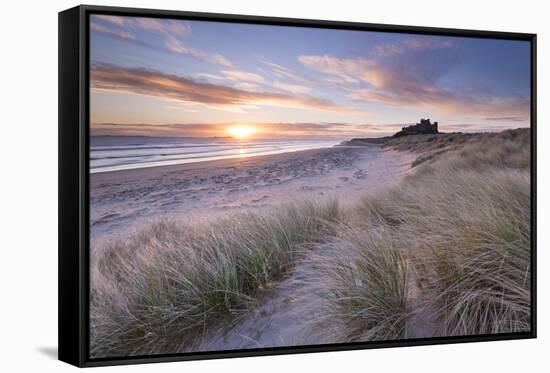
[90,200,341,357]
[302,225,409,342]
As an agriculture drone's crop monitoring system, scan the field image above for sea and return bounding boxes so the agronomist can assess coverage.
[90,136,340,173]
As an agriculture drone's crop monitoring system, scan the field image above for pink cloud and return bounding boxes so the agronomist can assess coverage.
[93,15,126,27]
[93,15,190,35]
[90,64,368,115]
[299,52,529,121]
[90,22,136,40]
[348,85,529,119]
[298,55,377,84]
[272,81,310,94]
[221,70,266,84]
[91,15,231,67]
[164,35,233,67]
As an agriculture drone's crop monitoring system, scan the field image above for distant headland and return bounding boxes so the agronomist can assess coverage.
[341,118,441,146]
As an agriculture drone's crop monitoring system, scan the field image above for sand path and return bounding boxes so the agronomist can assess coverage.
[199,256,436,351]
[200,262,325,350]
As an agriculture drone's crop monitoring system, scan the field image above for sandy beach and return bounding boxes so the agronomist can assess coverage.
[90,144,415,242]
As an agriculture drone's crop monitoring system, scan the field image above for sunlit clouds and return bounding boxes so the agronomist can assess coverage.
[90,64,369,114]
[90,15,531,138]
[298,50,529,119]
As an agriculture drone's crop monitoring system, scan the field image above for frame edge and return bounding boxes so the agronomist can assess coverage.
[58,5,85,368]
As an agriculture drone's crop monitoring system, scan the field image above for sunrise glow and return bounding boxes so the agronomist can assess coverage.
[227,125,256,139]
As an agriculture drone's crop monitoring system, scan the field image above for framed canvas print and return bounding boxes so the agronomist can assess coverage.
[58,5,537,367]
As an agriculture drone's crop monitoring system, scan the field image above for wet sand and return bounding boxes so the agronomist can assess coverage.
[90,144,415,243]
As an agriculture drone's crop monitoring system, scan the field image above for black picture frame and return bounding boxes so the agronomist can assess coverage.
[59,4,537,367]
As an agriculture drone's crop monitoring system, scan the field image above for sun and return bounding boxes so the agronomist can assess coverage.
[227,125,256,139]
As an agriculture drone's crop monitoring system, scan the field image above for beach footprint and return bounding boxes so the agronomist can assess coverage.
[251,195,269,203]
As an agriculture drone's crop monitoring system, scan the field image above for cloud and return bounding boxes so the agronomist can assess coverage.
[130,17,191,34]
[91,119,528,139]
[258,59,319,94]
[195,70,266,85]
[262,61,314,84]
[164,35,233,67]
[272,81,310,94]
[221,70,266,84]
[348,86,530,119]
[93,15,126,27]
[232,82,262,92]
[91,122,225,137]
[91,15,232,67]
[94,15,191,35]
[298,42,529,121]
[437,123,527,132]
[91,121,380,138]
[298,55,377,84]
[90,64,367,115]
[298,48,455,90]
[198,69,309,94]
[484,116,529,122]
[374,38,456,57]
[90,22,136,40]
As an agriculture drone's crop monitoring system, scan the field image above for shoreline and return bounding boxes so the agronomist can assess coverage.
[90,144,415,243]
[91,144,353,180]
[90,138,341,174]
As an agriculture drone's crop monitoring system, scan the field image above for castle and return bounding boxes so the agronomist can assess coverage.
[393,118,439,137]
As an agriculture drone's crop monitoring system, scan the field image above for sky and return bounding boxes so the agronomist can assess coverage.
[89,14,531,139]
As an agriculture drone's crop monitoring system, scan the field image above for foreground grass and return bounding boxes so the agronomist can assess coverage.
[90,201,341,357]
[355,168,530,336]
[91,128,531,357]
[303,225,409,341]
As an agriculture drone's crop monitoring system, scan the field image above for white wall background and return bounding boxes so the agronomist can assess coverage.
[0,0,547,370]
